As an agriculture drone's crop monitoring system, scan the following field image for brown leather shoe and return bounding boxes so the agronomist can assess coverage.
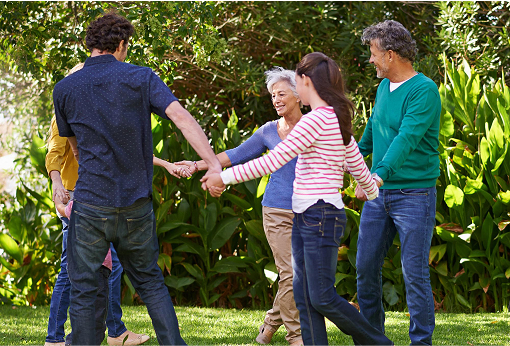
[255,324,277,344]
[107,330,150,346]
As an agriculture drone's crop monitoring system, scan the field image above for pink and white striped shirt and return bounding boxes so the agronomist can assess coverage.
[221,106,378,212]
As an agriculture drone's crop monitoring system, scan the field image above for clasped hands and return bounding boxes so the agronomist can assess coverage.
[173,160,226,198]
[354,179,383,201]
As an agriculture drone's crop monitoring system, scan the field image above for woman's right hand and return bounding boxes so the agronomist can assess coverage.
[174,160,198,174]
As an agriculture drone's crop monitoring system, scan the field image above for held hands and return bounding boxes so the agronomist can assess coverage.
[164,161,193,178]
[200,172,225,197]
[174,160,199,175]
[174,160,225,197]
[355,184,369,202]
[355,179,382,202]
[52,181,70,205]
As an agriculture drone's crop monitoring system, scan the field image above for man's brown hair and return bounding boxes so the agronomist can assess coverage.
[85,12,134,53]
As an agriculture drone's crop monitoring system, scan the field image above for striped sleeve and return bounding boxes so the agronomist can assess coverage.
[345,136,379,200]
[220,113,322,185]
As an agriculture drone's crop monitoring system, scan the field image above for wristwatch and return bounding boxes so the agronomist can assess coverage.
[372,173,384,187]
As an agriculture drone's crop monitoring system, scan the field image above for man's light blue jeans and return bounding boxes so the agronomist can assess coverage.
[67,197,186,345]
[356,187,436,345]
[292,200,392,345]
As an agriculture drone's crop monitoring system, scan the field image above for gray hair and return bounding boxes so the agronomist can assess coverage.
[264,67,299,98]
[361,20,417,63]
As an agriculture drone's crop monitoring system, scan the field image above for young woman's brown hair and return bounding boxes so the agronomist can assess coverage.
[295,52,354,145]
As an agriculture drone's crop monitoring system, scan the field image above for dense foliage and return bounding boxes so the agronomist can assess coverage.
[0,1,509,312]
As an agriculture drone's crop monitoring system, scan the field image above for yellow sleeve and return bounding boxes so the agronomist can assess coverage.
[45,117,67,175]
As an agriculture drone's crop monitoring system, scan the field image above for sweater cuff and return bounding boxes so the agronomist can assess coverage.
[375,167,390,182]
[46,164,61,176]
[220,169,236,185]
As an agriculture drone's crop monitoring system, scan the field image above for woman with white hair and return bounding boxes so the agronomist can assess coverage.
[179,67,303,346]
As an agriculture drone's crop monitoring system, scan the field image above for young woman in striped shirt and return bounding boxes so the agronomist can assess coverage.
[204,52,392,345]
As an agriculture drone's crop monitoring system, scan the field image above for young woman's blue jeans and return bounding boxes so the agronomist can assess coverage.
[356,187,436,345]
[46,216,71,343]
[292,200,392,345]
[67,198,186,345]
[46,219,126,343]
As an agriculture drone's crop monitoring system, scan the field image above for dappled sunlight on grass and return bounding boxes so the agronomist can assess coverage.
[0,306,509,345]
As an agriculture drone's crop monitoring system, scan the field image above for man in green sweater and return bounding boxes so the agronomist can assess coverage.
[354,20,441,345]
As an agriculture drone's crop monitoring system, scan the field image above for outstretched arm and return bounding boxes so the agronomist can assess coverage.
[153,156,192,178]
[165,101,222,190]
[175,152,232,174]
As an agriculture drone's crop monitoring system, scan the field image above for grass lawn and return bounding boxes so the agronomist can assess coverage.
[0,305,509,345]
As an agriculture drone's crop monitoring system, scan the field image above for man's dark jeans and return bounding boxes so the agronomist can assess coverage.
[67,198,186,345]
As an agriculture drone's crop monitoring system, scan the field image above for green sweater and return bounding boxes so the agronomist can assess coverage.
[358,73,441,189]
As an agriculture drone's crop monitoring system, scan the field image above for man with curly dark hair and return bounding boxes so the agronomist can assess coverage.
[53,12,222,345]
[85,12,134,55]
[355,20,441,345]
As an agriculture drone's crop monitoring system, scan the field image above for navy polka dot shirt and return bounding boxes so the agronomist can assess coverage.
[53,54,178,207]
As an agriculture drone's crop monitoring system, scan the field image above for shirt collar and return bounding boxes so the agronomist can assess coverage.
[84,54,118,67]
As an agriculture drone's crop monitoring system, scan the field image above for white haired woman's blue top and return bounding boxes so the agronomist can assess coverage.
[226,120,296,210]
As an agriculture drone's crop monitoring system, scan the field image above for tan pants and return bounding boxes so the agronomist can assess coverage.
[262,206,302,344]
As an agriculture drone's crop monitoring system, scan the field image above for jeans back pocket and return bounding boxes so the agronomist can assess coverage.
[127,209,154,246]
[74,210,107,245]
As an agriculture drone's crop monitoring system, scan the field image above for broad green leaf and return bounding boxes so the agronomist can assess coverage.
[182,263,204,281]
[435,227,456,242]
[30,134,48,177]
[435,261,448,276]
[256,175,269,198]
[481,214,494,254]
[203,203,218,234]
[156,200,173,225]
[469,250,487,258]
[429,244,447,264]
[480,137,489,167]
[335,272,352,286]
[344,207,360,228]
[464,178,484,195]
[264,262,278,284]
[499,233,510,248]
[164,276,195,290]
[0,234,22,263]
[498,191,510,204]
[456,294,472,309]
[208,293,222,306]
[444,185,464,208]
[440,110,454,137]
[212,260,241,274]
[208,277,227,290]
[22,197,36,225]
[244,219,265,242]
[382,281,399,306]
[0,256,16,271]
[157,253,172,273]
[173,240,205,258]
[177,198,191,222]
[208,216,241,250]
[7,215,23,242]
[22,182,54,209]
[222,192,252,210]
[157,221,196,236]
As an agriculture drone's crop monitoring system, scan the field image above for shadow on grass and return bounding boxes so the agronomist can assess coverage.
[0,305,509,345]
